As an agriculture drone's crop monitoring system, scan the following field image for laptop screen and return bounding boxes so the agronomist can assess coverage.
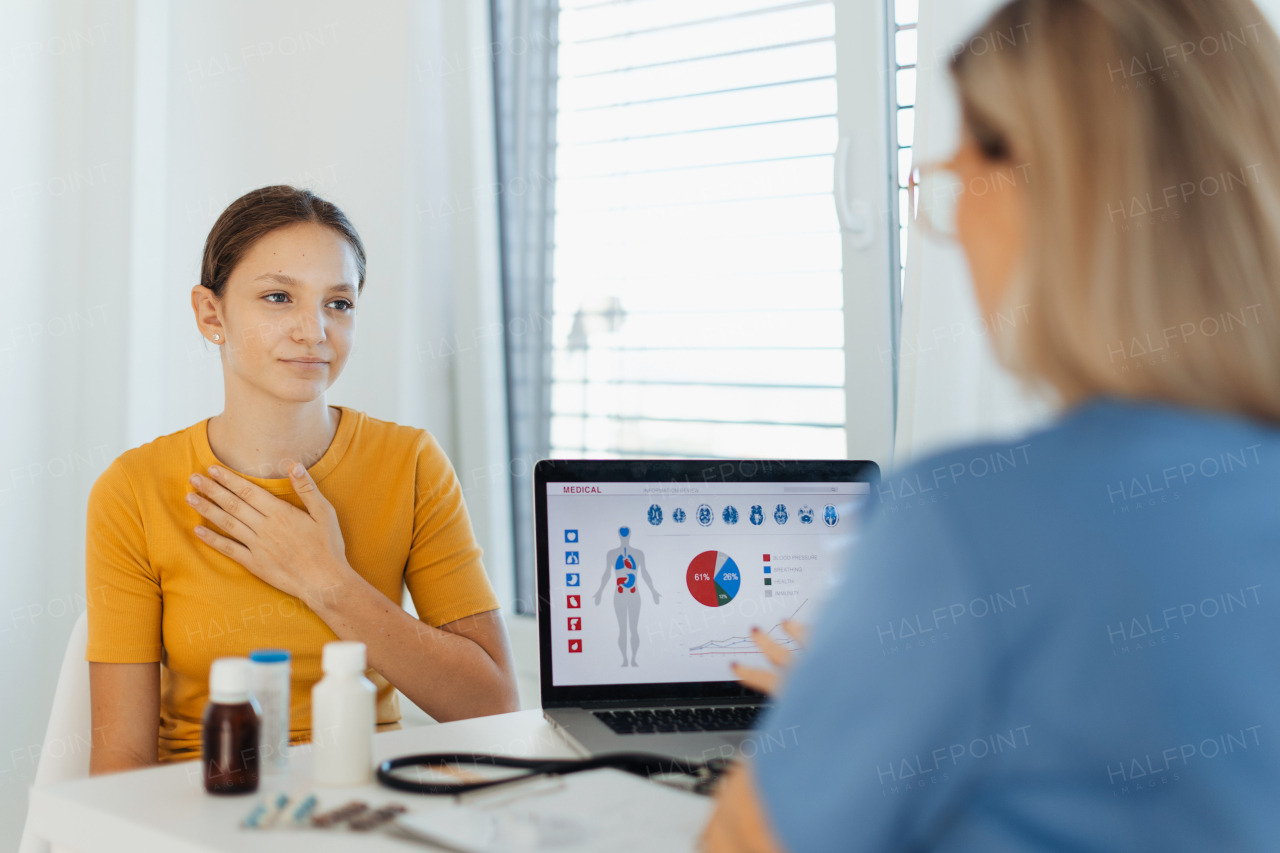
[542,479,870,689]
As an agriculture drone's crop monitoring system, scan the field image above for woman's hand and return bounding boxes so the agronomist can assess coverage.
[703,760,787,853]
[730,620,807,695]
[186,463,354,602]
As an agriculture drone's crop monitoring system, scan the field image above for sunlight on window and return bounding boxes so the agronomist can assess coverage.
[551,1,847,459]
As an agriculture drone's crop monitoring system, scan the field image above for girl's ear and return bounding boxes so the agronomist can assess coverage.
[191,284,226,345]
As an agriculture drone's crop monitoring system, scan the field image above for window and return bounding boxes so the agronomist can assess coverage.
[550,1,848,461]
[493,0,898,606]
[891,0,918,297]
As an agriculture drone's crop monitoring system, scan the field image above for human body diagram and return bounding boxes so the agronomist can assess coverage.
[592,526,661,666]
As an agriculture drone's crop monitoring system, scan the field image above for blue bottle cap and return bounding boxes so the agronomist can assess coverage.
[249,649,291,663]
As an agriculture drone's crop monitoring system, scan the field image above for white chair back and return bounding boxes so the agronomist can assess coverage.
[19,609,91,853]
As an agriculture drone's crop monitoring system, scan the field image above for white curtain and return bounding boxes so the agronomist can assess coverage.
[0,1,512,847]
[893,0,1054,465]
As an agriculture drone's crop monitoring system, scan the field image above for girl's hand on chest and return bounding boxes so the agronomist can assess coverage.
[185,462,354,602]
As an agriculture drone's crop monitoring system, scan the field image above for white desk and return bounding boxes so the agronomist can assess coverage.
[26,710,582,853]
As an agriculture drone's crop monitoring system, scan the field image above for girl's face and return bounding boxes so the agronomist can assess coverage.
[192,222,359,403]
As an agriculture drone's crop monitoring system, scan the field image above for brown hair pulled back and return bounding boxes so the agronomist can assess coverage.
[200,185,366,298]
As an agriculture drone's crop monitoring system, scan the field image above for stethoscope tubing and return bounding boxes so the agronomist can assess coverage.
[376,751,720,795]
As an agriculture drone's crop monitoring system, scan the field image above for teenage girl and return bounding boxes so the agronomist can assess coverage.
[87,186,518,773]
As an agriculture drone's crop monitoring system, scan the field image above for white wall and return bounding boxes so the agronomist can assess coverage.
[0,1,512,847]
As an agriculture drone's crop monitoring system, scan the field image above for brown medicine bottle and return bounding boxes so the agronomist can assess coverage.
[202,657,261,795]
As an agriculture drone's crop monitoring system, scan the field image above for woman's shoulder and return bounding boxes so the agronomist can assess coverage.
[90,420,206,506]
[343,408,454,480]
[342,410,462,504]
[345,408,445,455]
[103,421,202,478]
[889,396,1279,505]
[868,395,1280,578]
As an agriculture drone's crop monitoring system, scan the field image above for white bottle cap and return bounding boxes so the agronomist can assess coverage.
[208,657,251,703]
[322,641,367,675]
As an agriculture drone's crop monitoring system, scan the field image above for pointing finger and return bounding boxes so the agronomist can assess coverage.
[780,619,808,646]
[750,627,793,668]
[731,662,779,696]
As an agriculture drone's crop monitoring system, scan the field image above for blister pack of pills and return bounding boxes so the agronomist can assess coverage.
[239,792,406,833]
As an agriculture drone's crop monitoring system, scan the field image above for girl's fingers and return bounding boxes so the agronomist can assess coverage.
[202,466,277,517]
[186,492,256,542]
[750,628,792,668]
[193,524,253,567]
[780,619,808,646]
[190,471,266,530]
[731,663,779,696]
[288,462,333,518]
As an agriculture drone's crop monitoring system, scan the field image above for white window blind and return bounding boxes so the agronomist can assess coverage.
[551,0,847,459]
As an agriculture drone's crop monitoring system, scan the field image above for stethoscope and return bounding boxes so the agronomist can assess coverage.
[376,751,730,796]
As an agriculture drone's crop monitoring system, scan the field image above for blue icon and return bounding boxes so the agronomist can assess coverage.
[565,530,578,543]
[619,526,630,537]
[798,505,814,524]
[648,504,663,526]
[823,505,839,527]
[673,507,686,523]
[565,551,579,564]
[774,504,788,524]
[764,566,771,574]
[696,504,713,526]
[722,505,739,525]
[749,505,764,525]
[566,573,580,586]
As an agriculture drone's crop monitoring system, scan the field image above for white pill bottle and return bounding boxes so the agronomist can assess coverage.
[248,648,291,775]
[310,641,376,786]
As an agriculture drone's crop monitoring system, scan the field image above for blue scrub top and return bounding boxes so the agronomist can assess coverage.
[754,397,1280,852]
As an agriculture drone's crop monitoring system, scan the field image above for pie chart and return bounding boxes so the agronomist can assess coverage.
[686,551,741,607]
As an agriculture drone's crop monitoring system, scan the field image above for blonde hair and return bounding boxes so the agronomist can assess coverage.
[951,0,1280,422]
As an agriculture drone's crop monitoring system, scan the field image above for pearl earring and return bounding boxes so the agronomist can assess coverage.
[213,335,219,341]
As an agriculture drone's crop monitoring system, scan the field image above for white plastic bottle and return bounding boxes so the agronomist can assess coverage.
[310,641,376,786]
[248,649,291,775]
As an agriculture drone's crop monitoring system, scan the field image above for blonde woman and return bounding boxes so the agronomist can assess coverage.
[707,0,1280,849]
[87,187,518,773]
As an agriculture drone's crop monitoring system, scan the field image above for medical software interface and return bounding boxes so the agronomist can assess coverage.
[546,481,869,686]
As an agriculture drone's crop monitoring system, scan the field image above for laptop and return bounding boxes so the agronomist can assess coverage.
[535,458,880,765]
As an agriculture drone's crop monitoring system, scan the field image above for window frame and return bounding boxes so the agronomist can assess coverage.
[490,0,902,607]
[830,0,897,465]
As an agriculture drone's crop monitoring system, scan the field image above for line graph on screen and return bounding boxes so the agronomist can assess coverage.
[688,600,808,656]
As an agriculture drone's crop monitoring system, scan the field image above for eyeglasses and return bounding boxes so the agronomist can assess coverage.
[908,161,964,240]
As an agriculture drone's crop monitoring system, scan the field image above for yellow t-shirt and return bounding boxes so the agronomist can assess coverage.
[85,406,499,762]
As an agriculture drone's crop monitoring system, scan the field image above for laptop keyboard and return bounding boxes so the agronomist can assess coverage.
[593,706,761,734]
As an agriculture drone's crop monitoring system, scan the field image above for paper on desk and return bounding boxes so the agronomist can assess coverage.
[394,768,712,853]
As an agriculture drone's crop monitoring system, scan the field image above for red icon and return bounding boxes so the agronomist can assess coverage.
[568,639,582,653]
[763,553,770,561]
[568,617,581,631]
[567,595,580,608]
